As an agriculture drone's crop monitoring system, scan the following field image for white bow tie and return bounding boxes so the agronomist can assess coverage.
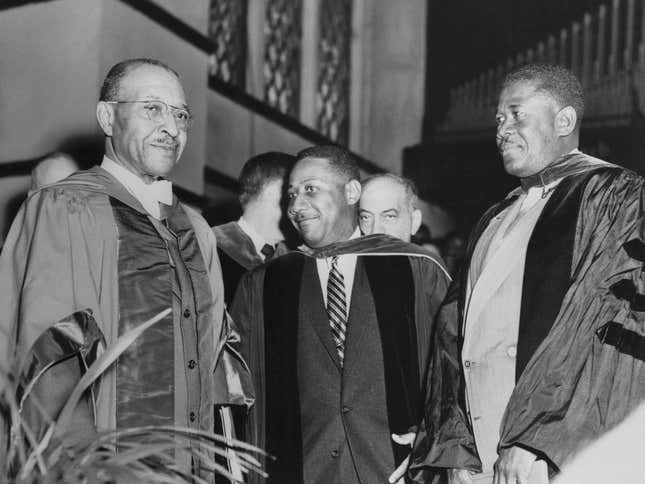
[139,179,173,219]
[144,179,173,205]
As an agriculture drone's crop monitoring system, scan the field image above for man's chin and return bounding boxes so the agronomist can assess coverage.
[502,155,526,177]
[145,158,178,178]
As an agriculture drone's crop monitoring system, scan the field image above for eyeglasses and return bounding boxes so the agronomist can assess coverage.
[105,100,193,130]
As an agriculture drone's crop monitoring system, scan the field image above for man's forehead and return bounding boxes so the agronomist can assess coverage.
[119,65,187,106]
[362,179,407,208]
[289,157,338,185]
[498,80,555,107]
[364,178,406,199]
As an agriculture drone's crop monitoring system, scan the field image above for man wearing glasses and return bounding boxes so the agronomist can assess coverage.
[0,58,252,478]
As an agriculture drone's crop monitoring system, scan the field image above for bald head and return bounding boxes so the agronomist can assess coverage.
[30,153,78,190]
[359,174,422,242]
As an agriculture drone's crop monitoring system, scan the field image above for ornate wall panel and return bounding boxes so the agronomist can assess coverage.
[208,0,248,88]
[264,0,302,116]
[316,0,352,145]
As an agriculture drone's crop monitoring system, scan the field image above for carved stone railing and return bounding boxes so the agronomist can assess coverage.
[439,0,645,136]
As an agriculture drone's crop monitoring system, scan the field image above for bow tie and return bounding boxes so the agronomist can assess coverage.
[144,179,173,205]
[138,179,173,219]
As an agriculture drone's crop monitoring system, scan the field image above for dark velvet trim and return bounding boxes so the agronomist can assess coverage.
[263,255,305,483]
[217,248,248,307]
[517,168,620,378]
[364,256,419,468]
[596,322,645,361]
[110,198,175,428]
[610,279,645,312]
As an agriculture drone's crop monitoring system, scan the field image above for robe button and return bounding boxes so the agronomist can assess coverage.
[189,412,196,422]
[464,360,471,368]
[183,308,191,318]
[188,359,196,369]
[506,346,517,358]
[331,449,339,458]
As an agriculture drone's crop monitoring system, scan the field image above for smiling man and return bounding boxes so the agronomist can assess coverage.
[231,145,450,483]
[359,173,422,243]
[0,58,252,478]
[411,64,645,484]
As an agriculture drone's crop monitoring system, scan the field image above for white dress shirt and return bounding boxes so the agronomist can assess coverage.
[100,156,173,219]
[316,228,362,310]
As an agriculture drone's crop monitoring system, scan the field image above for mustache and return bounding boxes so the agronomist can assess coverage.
[496,132,510,147]
[152,138,179,149]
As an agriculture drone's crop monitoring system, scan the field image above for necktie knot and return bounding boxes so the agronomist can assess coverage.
[261,243,275,260]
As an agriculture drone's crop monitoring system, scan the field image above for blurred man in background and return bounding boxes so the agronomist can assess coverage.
[213,151,294,306]
[359,173,422,243]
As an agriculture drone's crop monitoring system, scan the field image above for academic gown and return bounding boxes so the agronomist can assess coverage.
[231,234,451,483]
[410,153,645,480]
[212,221,288,307]
[0,167,252,475]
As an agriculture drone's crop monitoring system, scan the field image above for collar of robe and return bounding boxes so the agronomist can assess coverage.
[518,150,609,194]
[519,153,584,192]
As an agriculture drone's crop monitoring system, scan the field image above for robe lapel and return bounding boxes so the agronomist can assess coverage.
[342,259,371,381]
[300,258,341,371]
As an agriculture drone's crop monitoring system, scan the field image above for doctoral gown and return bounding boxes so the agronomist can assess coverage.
[232,234,450,483]
[410,153,645,479]
[0,167,252,465]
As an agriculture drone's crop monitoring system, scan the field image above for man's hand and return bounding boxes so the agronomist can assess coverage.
[388,432,416,483]
[447,469,475,484]
[493,446,537,484]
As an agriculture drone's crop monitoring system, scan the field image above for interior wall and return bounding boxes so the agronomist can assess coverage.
[206,89,311,181]
[0,176,31,246]
[0,0,103,162]
[354,0,427,174]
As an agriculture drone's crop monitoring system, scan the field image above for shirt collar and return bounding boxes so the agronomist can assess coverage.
[100,156,173,219]
[238,217,269,257]
[519,149,581,192]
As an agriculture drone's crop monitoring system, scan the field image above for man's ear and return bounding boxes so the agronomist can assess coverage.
[345,179,362,206]
[96,101,115,137]
[411,209,422,236]
[555,106,577,137]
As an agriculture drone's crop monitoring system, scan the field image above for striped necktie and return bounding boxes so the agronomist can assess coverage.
[327,256,347,366]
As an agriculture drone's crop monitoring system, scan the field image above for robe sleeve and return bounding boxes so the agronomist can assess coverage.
[409,272,482,478]
[230,268,267,450]
[499,169,645,470]
[0,187,109,437]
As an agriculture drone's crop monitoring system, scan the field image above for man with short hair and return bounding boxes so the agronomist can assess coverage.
[359,173,422,243]
[232,145,450,483]
[410,64,645,483]
[0,58,251,477]
[213,151,294,306]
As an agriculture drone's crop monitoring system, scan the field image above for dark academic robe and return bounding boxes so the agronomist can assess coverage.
[0,167,252,478]
[212,221,288,307]
[232,234,451,483]
[411,153,645,479]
